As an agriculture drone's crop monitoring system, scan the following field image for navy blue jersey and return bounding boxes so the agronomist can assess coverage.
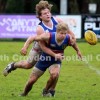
[35,32,70,71]
[38,17,58,32]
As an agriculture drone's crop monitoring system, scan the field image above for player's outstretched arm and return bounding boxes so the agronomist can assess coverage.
[68,35,82,60]
[71,43,82,60]
[20,33,50,56]
[23,33,49,49]
[20,35,36,56]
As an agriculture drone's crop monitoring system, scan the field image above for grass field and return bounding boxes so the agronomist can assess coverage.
[0,41,100,100]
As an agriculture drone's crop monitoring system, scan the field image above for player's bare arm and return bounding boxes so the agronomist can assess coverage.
[67,29,76,42]
[39,41,63,60]
[68,30,81,59]
[20,35,36,56]
[54,16,63,23]
[21,32,50,55]
[71,42,82,60]
[36,25,45,35]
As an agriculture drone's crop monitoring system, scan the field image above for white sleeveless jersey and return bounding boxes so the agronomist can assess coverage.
[33,17,58,52]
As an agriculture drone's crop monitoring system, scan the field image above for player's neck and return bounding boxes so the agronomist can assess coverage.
[42,20,52,28]
[56,35,64,45]
[56,38,63,43]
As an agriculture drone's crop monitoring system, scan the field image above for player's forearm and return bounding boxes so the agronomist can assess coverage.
[23,36,35,49]
[39,42,55,57]
[43,48,55,57]
[72,42,82,60]
[23,35,44,50]
[41,46,55,57]
[72,42,80,52]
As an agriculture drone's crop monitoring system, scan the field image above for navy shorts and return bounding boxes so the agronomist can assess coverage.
[35,52,61,71]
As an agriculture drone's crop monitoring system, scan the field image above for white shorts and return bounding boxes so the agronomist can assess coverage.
[32,67,44,77]
[27,48,41,65]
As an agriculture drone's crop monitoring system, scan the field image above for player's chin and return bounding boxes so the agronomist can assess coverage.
[61,37,65,40]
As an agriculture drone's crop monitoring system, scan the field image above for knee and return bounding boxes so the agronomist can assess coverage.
[51,72,59,80]
[29,74,39,84]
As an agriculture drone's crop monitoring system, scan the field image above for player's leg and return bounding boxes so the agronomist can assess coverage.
[3,49,40,76]
[15,48,40,69]
[20,67,44,96]
[43,64,61,97]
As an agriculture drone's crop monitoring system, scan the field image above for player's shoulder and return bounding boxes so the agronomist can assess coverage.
[36,25,44,35]
[36,25,44,31]
[53,16,63,23]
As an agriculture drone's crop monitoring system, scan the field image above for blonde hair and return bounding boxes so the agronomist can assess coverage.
[35,0,53,20]
[56,22,69,32]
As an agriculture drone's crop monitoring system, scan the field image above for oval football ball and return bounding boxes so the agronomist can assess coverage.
[84,30,98,45]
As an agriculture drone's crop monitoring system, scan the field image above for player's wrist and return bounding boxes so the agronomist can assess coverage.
[23,46,28,50]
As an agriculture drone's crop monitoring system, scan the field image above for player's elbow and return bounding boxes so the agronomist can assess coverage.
[72,35,76,42]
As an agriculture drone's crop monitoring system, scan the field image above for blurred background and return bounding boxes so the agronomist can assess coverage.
[0,0,100,14]
[0,0,100,40]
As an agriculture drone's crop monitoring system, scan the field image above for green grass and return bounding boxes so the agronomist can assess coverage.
[0,41,100,100]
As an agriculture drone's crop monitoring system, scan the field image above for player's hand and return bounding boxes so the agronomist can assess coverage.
[77,50,82,60]
[20,47,27,56]
[55,53,64,61]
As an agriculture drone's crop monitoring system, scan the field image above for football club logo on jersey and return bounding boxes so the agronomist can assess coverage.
[50,44,56,47]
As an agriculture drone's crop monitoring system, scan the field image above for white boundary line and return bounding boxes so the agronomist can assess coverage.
[82,59,100,75]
